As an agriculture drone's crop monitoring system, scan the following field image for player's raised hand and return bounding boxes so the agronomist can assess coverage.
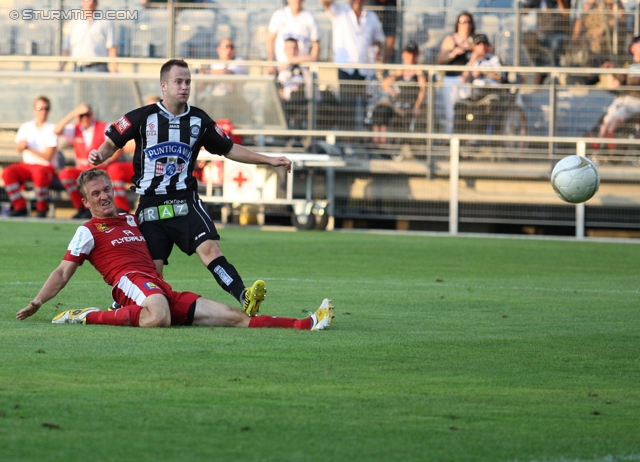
[88,149,104,165]
[16,299,42,320]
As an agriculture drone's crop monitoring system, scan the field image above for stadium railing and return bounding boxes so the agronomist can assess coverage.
[1,57,640,235]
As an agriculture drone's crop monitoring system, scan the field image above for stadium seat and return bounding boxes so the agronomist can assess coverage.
[315,14,333,63]
[214,10,251,58]
[0,11,14,55]
[175,8,216,59]
[248,10,272,60]
[13,21,56,56]
[131,9,170,58]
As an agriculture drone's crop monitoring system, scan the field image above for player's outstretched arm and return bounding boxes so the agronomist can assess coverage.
[225,144,292,173]
[88,138,119,166]
[16,261,79,320]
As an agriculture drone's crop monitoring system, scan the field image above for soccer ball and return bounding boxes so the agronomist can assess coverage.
[550,155,600,204]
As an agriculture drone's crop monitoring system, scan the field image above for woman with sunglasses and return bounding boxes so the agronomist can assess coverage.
[437,11,476,134]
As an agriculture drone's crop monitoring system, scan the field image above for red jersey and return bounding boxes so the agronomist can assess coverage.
[64,214,160,286]
[73,120,107,169]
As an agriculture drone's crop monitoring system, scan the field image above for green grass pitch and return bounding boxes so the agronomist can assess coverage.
[1,221,639,462]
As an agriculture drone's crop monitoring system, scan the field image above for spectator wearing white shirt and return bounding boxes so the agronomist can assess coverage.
[267,0,320,75]
[322,0,385,133]
[322,0,384,80]
[59,0,117,73]
[209,38,249,77]
[2,96,59,217]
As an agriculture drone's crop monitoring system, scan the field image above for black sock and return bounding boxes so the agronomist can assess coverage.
[207,256,245,303]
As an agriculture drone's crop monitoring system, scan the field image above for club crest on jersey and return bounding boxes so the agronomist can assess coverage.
[95,223,109,232]
[113,116,132,134]
[190,124,200,137]
[126,215,137,227]
[146,122,157,137]
[155,157,185,177]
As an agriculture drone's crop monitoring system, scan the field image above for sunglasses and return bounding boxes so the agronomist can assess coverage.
[219,44,234,49]
[35,105,50,111]
[458,18,472,24]
[79,112,91,118]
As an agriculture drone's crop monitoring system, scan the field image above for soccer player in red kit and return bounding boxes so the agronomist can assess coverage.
[16,169,334,330]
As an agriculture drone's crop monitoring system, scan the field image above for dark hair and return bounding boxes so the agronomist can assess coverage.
[455,11,475,35]
[403,41,419,54]
[77,168,111,199]
[160,59,189,82]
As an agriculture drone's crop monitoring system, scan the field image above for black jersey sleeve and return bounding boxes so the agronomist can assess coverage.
[201,118,234,156]
[105,107,144,149]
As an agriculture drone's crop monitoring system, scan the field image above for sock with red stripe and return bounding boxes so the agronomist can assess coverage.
[249,315,312,330]
[85,305,143,327]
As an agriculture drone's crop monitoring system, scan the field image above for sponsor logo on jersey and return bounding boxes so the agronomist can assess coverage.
[138,203,189,223]
[95,223,109,232]
[144,282,160,290]
[190,124,200,137]
[146,122,157,137]
[123,230,135,236]
[113,116,132,134]
[144,141,192,162]
[110,235,146,246]
[70,228,87,256]
[214,123,229,139]
[169,123,180,129]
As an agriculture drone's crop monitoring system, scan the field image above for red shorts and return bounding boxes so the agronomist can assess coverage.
[111,272,200,325]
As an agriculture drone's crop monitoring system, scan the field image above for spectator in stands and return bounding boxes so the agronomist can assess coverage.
[277,38,312,131]
[59,0,117,73]
[461,34,506,87]
[522,0,571,84]
[54,103,134,218]
[437,11,475,134]
[454,35,507,140]
[371,41,427,144]
[571,0,628,68]
[2,96,59,218]
[199,38,251,125]
[596,36,640,137]
[322,0,385,134]
[207,38,249,82]
[365,0,398,63]
[266,0,320,75]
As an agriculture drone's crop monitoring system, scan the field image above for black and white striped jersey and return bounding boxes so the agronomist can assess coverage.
[106,102,233,196]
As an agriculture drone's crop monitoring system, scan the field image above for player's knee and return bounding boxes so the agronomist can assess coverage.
[139,305,171,328]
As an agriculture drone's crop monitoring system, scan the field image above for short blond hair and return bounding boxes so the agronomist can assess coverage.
[77,168,111,199]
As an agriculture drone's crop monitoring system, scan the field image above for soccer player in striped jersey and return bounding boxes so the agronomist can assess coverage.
[87,59,292,318]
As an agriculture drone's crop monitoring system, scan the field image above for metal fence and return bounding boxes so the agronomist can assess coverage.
[2,1,639,66]
[1,61,640,236]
